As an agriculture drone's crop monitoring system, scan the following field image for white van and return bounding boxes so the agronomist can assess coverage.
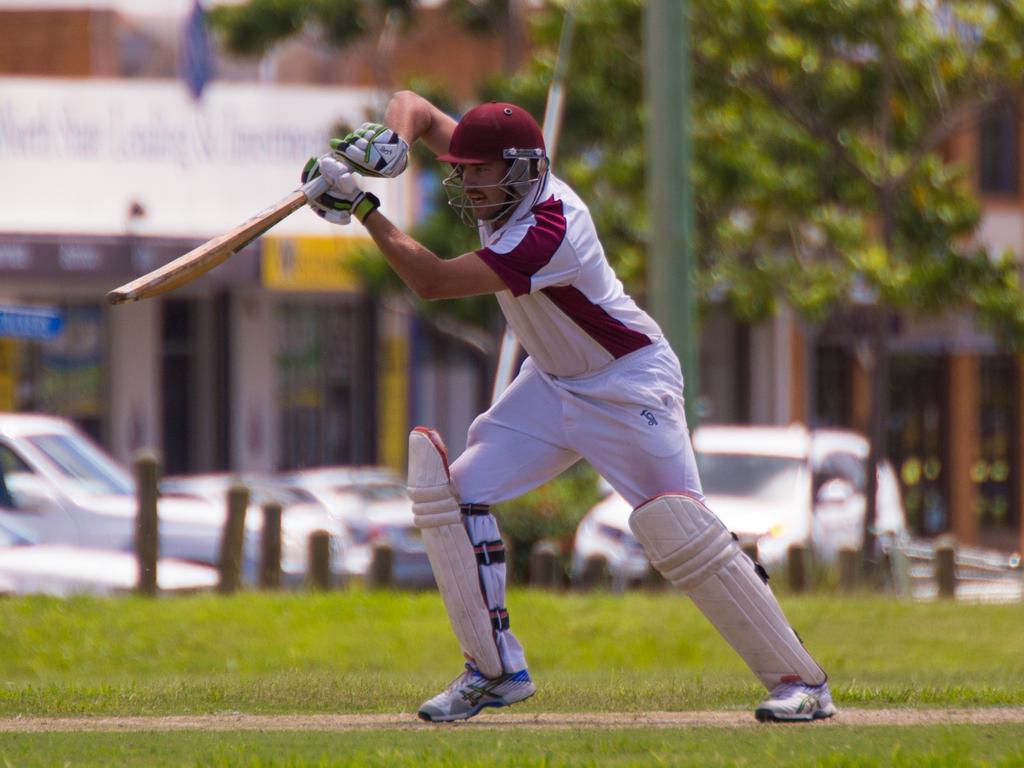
[571,425,908,582]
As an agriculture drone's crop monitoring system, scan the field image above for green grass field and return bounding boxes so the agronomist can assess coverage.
[3,726,1024,767]
[1,589,1022,766]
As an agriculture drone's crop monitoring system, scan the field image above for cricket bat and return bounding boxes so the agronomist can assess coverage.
[106,175,330,305]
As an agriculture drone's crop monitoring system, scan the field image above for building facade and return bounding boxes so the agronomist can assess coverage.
[1,4,1021,554]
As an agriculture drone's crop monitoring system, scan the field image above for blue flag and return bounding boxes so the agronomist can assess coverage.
[181,0,214,101]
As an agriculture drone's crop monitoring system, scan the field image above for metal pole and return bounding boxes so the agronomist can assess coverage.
[645,0,697,426]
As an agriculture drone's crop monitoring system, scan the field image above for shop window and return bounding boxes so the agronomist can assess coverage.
[978,101,1019,196]
[814,345,850,427]
[977,356,1015,531]
[276,300,373,469]
[161,300,196,476]
[888,355,946,535]
[6,304,104,442]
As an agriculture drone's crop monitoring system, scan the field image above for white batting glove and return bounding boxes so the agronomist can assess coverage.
[301,154,351,225]
[318,155,356,190]
[302,154,381,225]
[330,122,409,178]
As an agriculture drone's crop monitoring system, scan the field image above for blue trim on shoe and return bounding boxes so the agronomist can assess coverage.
[417,668,535,723]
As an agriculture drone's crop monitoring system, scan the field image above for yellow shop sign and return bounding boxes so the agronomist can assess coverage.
[262,236,367,291]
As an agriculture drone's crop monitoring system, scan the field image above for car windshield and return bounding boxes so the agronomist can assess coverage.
[25,433,134,496]
[249,484,316,506]
[696,452,805,502]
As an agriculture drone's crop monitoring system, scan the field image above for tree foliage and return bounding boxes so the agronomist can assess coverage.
[210,0,1024,344]
[691,0,1024,336]
[208,0,414,56]
[503,0,1024,343]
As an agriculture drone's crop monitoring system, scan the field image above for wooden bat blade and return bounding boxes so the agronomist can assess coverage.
[107,176,329,305]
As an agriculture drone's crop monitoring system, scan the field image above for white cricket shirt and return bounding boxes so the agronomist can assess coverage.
[475,174,663,378]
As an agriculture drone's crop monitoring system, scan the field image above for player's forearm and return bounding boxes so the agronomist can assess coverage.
[384,91,454,158]
[363,211,447,300]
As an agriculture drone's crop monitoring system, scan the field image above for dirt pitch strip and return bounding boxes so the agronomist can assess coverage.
[1,709,1023,732]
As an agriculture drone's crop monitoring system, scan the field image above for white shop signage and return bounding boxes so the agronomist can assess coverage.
[0,78,401,238]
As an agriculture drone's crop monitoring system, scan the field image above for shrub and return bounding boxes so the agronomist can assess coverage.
[493,462,603,582]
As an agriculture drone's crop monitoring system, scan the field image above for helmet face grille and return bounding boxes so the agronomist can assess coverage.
[442,158,548,227]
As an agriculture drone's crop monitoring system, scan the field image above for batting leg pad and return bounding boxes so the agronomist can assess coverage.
[408,427,504,679]
[629,494,826,689]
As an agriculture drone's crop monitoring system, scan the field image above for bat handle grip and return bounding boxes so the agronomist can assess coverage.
[300,174,331,201]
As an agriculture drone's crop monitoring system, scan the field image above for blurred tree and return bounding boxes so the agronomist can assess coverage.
[208,0,520,62]
[501,0,1024,336]
[685,0,1024,562]
[210,0,1024,336]
[210,0,1024,558]
[691,0,1024,333]
[208,0,415,55]
[500,0,1024,564]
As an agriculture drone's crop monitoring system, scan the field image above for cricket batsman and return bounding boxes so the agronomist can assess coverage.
[301,90,837,723]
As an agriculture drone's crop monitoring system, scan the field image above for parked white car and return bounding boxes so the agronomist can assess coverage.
[0,510,218,596]
[572,484,652,587]
[276,467,434,588]
[0,413,259,578]
[571,425,909,581]
[161,472,353,586]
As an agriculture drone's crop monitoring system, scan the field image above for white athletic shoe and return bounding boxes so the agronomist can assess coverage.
[755,680,837,722]
[417,664,536,723]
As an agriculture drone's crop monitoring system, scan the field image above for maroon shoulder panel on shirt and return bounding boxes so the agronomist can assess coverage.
[474,196,567,297]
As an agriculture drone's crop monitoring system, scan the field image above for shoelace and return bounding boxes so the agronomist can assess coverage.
[769,682,807,699]
[443,664,483,693]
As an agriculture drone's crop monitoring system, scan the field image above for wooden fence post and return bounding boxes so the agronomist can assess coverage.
[839,547,860,592]
[579,554,610,591]
[787,544,808,593]
[308,530,331,590]
[642,563,666,590]
[936,539,957,599]
[134,450,160,596]
[367,542,394,590]
[218,483,249,594]
[529,541,561,589]
[260,501,282,590]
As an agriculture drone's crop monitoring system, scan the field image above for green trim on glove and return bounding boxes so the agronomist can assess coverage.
[330,122,409,178]
[301,156,320,184]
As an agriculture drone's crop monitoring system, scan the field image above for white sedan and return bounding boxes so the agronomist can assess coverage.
[276,467,434,588]
[0,413,260,579]
[161,472,353,587]
[0,511,218,596]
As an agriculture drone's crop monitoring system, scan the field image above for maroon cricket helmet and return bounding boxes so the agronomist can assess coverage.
[438,102,546,165]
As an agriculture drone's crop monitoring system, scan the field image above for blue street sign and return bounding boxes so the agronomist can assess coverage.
[0,306,64,341]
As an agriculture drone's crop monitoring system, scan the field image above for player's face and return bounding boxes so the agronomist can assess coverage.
[460,161,513,220]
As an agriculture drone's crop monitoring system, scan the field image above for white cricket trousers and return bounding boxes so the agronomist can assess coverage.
[450,338,704,673]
